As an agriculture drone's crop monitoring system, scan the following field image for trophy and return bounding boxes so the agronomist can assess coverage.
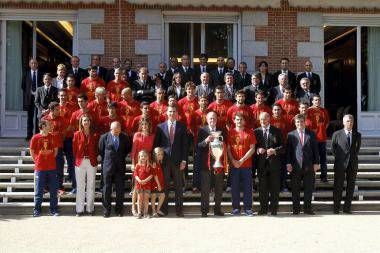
[210,131,224,168]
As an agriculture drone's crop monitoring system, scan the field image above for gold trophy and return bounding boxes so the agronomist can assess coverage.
[210,131,224,168]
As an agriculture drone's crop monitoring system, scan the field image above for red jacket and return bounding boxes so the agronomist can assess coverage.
[72,131,99,167]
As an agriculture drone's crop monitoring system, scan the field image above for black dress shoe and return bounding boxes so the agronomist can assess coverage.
[176,211,184,217]
[214,211,224,216]
[343,209,352,214]
[293,210,300,215]
[116,212,124,217]
[201,213,208,217]
[103,212,110,218]
[258,211,268,216]
[304,209,316,215]
[271,210,278,216]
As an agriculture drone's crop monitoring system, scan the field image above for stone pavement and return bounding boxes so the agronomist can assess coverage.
[0,212,379,253]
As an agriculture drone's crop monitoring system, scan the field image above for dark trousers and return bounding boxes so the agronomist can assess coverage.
[102,168,125,214]
[192,146,201,189]
[26,98,38,138]
[291,168,315,212]
[318,142,327,179]
[258,167,280,213]
[201,169,224,214]
[34,170,58,213]
[56,138,76,190]
[279,154,288,189]
[162,161,183,214]
[333,164,357,211]
[231,167,252,211]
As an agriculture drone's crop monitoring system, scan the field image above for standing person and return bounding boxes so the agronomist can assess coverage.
[296,60,321,94]
[254,112,284,215]
[223,73,237,102]
[72,115,99,216]
[67,55,88,88]
[286,114,320,215]
[257,61,275,91]
[88,87,108,120]
[195,72,214,103]
[52,64,67,89]
[91,54,108,81]
[210,56,227,87]
[65,74,80,105]
[208,86,233,132]
[150,88,168,123]
[197,111,226,217]
[236,62,251,90]
[131,67,155,103]
[306,95,330,183]
[30,120,59,217]
[154,106,188,217]
[250,91,272,128]
[80,66,105,102]
[332,114,361,214]
[296,77,317,106]
[34,73,59,120]
[151,147,166,217]
[98,121,131,217]
[156,62,171,89]
[167,72,186,100]
[227,113,256,216]
[276,86,299,129]
[273,57,297,91]
[243,73,263,105]
[133,150,153,219]
[117,87,141,136]
[106,68,128,102]
[22,59,43,139]
[176,54,194,85]
[226,90,255,130]
[105,57,121,83]
[123,58,138,83]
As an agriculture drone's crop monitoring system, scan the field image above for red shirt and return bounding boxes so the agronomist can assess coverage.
[80,77,105,102]
[88,100,108,120]
[106,80,128,102]
[99,115,125,135]
[150,101,168,123]
[30,133,57,171]
[270,116,289,143]
[42,114,68,148]
[72,131,99,167]
[131,132,155,164]
[250,103,272,128]
[58,102,78,138]
[133,164,153,190]
[227,104,255,130]
[70,109,98,134]
[194,108,209,141]
[227,128,256,168]
[66,87,80,104]
[178,97,199,134]
[151,163,165,191]
[306,107,330,142]
[117,99,141,134]
[208,100,233,131]
[276,99,299,128]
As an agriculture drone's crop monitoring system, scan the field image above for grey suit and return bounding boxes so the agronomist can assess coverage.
[34,85,59,118]
[331,129,361,212]
[195,84,214,102]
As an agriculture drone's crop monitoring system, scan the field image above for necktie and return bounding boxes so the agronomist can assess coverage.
[307,72,311,79]
[32,71,37,92]
[299,130,304,146]
[46,87,50,95]
[347,132,351,147]
[184,67,187,73]
[74,69,77,75]
[264,129,269,148]
[114,136,119,150]
[219,69,223,75]
[169,123,175,145]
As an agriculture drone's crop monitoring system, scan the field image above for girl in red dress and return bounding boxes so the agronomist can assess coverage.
[133,150,153,218]
[150,147,165,217]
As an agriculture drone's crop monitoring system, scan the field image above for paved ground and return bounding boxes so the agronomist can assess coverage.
[1,212,379,253]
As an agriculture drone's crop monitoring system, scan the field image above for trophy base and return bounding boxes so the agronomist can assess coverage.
[213,161,223,168]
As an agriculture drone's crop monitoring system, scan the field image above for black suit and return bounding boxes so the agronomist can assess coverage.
[195,84,214,103]
[156,72,172,89]
[34,85,59,119]
[131,79,155,103]
[296,89,317,106]
[167,85,186,100]
[331,129,361,212]
[126,69,138,83]
[254,126,284,214]
[210,68,227,87]
[286,128,319,212]
[21,69,43,137]
[296,72,321,94]
[96,66,108,81]
[197,126,224,214]
[98,132,131,215]
[258,72,276,90]
[67,67,88,88]
[154,121,188,214]
[105,68,116,84]
[235,72,251,90]
[243,84,262,105]
[274,70,297,92]
[176,66,194,85]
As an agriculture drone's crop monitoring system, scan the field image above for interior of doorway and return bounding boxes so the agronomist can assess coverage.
[324,26,357,135]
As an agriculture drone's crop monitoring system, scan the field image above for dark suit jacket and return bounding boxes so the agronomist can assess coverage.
[331,129,361,171]
[105,68,116,84]
[197,126,225,170]
[34,86,59,118]
[67,67,88,88]
[193,65,211,86]
[243,84,262,105]
[195,84,214,102]
[176,66,194,85]
[286,128,320,171]
[270,85,285,104]
[156,72,172,89]
[235,72,251,90]
[274,70,297,91]
[131,79,155,103]
[258,72,276,90]
[96,66,108,81]
[167,85,186,100]
[296,72,321,94]
[21,69,43,110]
[98,132,131,173]
[154,121,188,167]
[254,126,284,173]
[126,69,138,83]
[296,89,317,105]
[210,68,227,87]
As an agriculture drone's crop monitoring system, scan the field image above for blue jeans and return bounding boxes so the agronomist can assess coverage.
[318,142,327,179]
[231,167,253,211]
[56,138,76,190]
[34,170,58,213]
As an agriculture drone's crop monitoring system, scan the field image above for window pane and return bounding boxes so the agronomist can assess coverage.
[205,23,233,58]
[169,23,190,58]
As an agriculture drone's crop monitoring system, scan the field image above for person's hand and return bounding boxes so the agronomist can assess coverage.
[180,161,186,170]
[205,135,215,143]
[257,148,266,155]
[267,148,276,156]
[313,164,320,172]
[287,164,293,173]
[158,185,162,192]
[232,159,241,168]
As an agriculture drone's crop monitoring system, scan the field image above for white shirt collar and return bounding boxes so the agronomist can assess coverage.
[344,129,352,135]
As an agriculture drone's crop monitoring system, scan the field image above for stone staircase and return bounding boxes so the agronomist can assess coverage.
[0,138,380,215]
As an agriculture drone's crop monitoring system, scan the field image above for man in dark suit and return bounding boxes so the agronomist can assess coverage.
[176,54,194,85]
[269,73,288,104]
[236,62,251,90]
[34,73,59,119]
[286,114,320,215]
[296,60,321,94]
[194,53,211,85]
[332,114,361,214]
[243,73,263,105]
[154,106,188,217]
[254,112,284,215]
[197,111,225,217]
[91,54,108,81]
[123,58,138,83]
[67,56,88,88]
[156,62,172,89]
[210,56,227,87]
[131,67,155,103]
[105,57,121,84]
[273,57,297,92]
[167,56,179,77]
[98,121,131,217]
[296,77,317,106]
[22,58,43,139]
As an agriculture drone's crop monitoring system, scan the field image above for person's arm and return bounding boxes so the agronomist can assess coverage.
[98,134,105,160]
[135,175,142,184]
[141,175,153,184]
[355,132,362,155]
[53,147,58,157]
[286,133,293,172]
[331,132,337,156]
[30,149,36,161]
[238,144,255,164]
[154,175,162,191]
[227,145,239,168]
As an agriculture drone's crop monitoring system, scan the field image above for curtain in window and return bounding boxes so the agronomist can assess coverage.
[6,21,23,111]
[367,27,380,111]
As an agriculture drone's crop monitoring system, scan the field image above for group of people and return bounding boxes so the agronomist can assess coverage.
[25,53,361,218]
